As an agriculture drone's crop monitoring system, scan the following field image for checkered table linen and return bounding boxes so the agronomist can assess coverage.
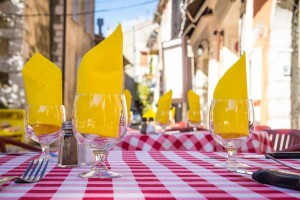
[1,151,299,199]
[113,131,274,154]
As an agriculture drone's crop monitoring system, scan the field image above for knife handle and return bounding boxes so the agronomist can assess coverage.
[266,152,300,159]
[252,169,300,190]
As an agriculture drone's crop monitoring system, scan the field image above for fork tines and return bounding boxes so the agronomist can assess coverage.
[16,158,49,183]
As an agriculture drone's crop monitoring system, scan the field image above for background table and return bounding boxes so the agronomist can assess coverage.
[113,130,274,154]
[0,151,299,199]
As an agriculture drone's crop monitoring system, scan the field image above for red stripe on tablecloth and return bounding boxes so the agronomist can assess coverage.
[122,151,176,199]
[0,154,39,182]
[150,151,238,199]
[19,167,72,200]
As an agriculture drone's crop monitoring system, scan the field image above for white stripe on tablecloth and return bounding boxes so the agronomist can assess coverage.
[174,151,265,199]
[109,151,144,200]
[51,167,89,199]
[0,154,56,199]
[135,151,205,199]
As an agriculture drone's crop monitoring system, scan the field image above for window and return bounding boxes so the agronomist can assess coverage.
[0,38,9,56]
[72,0,79,23]
[0,17,8,28]
[85,0,91,33]
[140,51,148,67]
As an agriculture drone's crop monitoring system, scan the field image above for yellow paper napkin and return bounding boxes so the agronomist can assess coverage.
[171,107,176,120]
[213,53,248,138]
[156,90,173,124]
[75,25,123,138]
[22,53,63,134]
[143,108,156,120]
[124,89,132,122]
[22,53,62,106]
[187,89,201,123]
[77,24,123,94]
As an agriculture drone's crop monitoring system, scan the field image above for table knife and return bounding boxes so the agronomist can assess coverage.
[241,152,300,159]
[232,168,300,191]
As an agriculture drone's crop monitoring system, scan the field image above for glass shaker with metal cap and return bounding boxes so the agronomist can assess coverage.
[58,121,78,167]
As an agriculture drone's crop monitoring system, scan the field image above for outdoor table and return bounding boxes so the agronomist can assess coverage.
[1,151,299,199]
[113,130,274,154]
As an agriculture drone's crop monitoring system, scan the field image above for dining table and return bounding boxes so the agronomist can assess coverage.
[1,151,299,199]
[113,130,274,154]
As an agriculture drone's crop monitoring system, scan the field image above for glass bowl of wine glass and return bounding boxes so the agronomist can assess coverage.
[72,93,128,178]
[25,105,65,161]
[187,110,202,131]
[209,99,255,169]
[155,110,170,134]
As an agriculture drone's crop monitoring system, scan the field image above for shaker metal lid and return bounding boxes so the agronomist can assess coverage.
[62,121,73,129]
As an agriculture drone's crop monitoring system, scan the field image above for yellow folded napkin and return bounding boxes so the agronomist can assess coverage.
[75,25,123,138]
[143,108,156,120]
[187,89,201,123]
[171,107,176,120]
[213,53,248,139]
[22,53,62,106]
[123,89,132,122]
[22,53,63,133]
[77,24,123,94]
[156,90,173,124]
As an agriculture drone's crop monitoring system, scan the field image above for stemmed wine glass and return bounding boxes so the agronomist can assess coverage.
[25,105,65,161]
[155,110,170,134]
[209,99,254,169]
[187,110,202,131]
[72,94,128,178]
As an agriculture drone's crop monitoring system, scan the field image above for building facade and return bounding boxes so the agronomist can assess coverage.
[0,0,95,119]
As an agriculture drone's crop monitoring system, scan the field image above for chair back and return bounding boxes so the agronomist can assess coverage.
[0,136,41,153]
[264,129,300,152]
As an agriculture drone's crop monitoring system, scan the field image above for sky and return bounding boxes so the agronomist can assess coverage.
[94,0,159,36]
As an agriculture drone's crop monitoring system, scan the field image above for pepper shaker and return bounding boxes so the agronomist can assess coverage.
[58,121,78,167]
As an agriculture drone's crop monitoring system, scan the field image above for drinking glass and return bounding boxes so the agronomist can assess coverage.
[209,99,254,169]
[25,105,65,161]
[72,94,128,178]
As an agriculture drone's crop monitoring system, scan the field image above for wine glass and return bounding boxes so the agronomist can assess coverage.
[187,110,202,131]
[72,93,128,178]
[25,105,65,161]
[209,99,254,169]
[155,110,170,133]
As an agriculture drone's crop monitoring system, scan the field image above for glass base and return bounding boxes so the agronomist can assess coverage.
[215,161,250,169]
[78,169,121,178]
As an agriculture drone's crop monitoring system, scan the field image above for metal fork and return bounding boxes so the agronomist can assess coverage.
[0,158,49,186]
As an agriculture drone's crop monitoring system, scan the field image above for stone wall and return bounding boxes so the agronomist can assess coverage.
[0,0,25,108]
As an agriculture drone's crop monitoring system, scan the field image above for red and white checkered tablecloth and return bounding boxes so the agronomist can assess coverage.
[0,151,299,199]
[113,131,274,154]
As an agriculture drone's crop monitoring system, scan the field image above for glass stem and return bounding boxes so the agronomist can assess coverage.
[41,144,50,160]
[92,150,108,172]
[227,148,238,167]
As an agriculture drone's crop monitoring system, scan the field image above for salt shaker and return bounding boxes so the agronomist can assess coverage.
[146,117,156,134]
[58,121,78,167]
